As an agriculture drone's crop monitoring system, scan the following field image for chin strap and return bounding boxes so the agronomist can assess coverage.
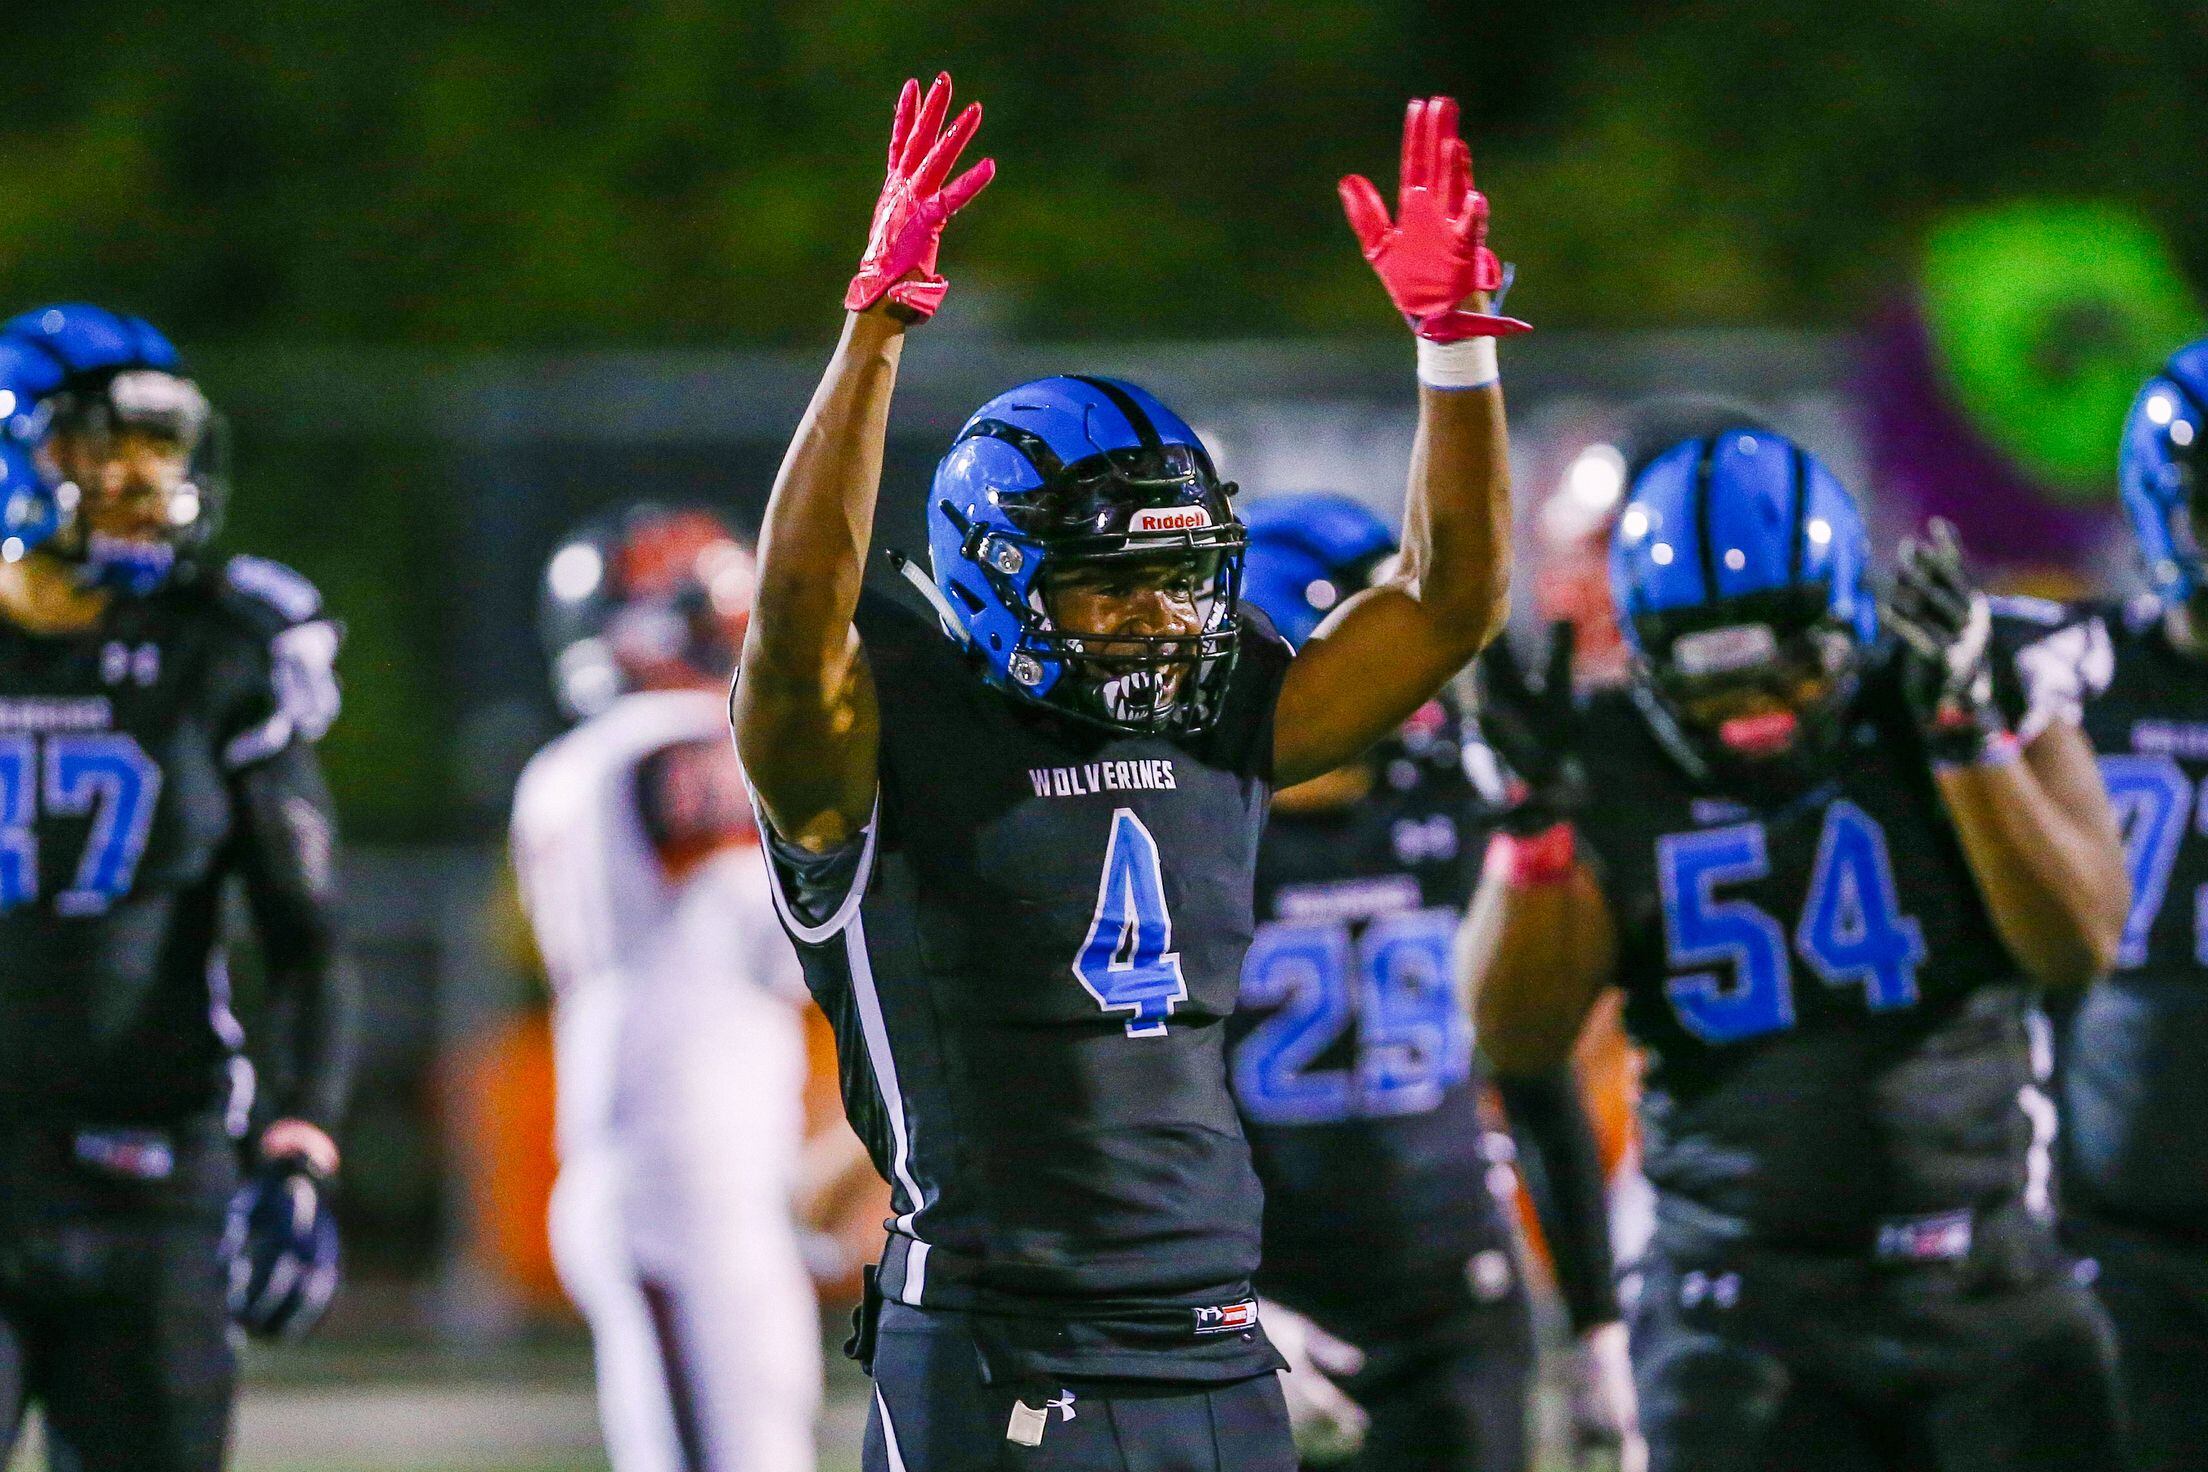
[885,548,965,637]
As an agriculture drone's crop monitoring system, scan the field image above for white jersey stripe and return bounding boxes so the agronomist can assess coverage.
[746,786,880,945]
[843,913,930,1244]
[903,1240,930,1307]
[874,1386,910,1472]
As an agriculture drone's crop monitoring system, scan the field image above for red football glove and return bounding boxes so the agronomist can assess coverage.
[1339,97,1529,341]
[845,73,996,322]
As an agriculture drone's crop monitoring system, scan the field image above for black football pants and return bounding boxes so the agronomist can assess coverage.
[862,1301,1297,1472]
[2066,1212,2208,1472]
[0,1116,238,1472]
[1320,1266,1536,1472]
[1627,1245,2122,1472]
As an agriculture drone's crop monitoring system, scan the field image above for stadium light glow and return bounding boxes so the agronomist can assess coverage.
[548,543,604,603]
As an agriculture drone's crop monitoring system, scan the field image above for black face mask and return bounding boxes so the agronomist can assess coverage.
[1632,598,1863,795]
[1033,546,1240,736]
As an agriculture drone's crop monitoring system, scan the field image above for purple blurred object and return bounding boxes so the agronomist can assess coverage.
[1856,304,2119,568]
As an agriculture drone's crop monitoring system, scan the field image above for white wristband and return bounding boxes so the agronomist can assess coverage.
[1416,335,1499,390]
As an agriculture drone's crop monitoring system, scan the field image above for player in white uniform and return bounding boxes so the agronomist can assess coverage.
[511,505,820,1472]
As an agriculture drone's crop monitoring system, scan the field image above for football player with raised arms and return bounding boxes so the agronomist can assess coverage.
[512,506,820,1472]
[1465,429,2129,1471]
[732,74,1521,1471]
[0,304,355,1472]
[1230,493,1634,1472]
[2061,340,2208,1471]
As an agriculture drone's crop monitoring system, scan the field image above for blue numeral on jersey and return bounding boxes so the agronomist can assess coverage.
[0,736,35,910]
[1235,920,1355,1121]
[1356,908,1471,1116]
[1073,808,1189,1037]
[0,733,163,915]
[44,734,163,917]
[2099,755,2193,969]
[1658,824,1794,1042]
[1658,809,1927,1042]
[1796,801,1926,1011]
[1234,906,1472,1124]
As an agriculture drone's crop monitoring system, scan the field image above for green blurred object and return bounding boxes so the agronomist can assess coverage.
[1921,200,2203,501]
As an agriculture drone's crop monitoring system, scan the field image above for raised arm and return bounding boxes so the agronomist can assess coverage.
[1935,724,2127,987]
[1274,97,1524,787]
[732,74,992,852]
[1886,522,2128,987]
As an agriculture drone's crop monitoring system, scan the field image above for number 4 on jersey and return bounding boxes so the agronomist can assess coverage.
[1073,808,1189,1037]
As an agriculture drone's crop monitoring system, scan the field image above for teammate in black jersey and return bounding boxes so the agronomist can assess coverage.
[2063,338,2208,1471]
[0,305,354,1472]
[1231,493,1631,1472]
[733,78,1522,1472]
[1464,427,2128,1472]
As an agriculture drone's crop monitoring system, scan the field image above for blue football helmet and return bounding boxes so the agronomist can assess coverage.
[1239,492,1396,648]
[0,303,224,593]
[2120,338,2208,602]
[921,375,1245,735]
[1610,428,1875,779]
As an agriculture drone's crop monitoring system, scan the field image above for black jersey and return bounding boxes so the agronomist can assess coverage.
[760,592,1293,1382]
[0,555,348,1130]
[2067,598,2208,1232]
[1573,603,2104,1258]
[1227,701,1499,1336]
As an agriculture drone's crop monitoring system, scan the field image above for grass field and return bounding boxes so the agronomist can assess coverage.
[8,1332,1589,1471]
[5,1337,868,1472]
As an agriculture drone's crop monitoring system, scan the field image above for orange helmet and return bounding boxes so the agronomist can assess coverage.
[538,504,756,718]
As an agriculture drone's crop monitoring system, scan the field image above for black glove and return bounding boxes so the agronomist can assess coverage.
[1883,519,2007,764]
[226,1155,341,1340]
[1474,621,1589,834]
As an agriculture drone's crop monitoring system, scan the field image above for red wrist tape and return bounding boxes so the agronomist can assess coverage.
[1485,822,1577,887]
[1933,730,2022,772]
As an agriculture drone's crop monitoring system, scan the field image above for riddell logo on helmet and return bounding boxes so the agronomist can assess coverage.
[1130,506,1211,534]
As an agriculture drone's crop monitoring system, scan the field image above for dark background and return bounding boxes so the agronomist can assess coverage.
[8,1,2204,841]
[6,2,2202,344]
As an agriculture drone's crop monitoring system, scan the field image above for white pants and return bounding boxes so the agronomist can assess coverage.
[548,992,820,1472]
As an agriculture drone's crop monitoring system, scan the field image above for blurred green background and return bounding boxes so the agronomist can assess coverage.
[8,0,2203,841]
[7,0,2203,344]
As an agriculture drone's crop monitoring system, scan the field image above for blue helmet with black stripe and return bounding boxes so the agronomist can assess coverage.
[0,303,222,592]
[922,375,1245,735]
[2120,338,2208,602]
[1610,429,1873,775]
[1239,492,1396,648]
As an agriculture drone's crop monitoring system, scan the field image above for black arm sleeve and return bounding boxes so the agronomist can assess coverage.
[232,740,358,1132]
[1494,1066,1619,1333]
